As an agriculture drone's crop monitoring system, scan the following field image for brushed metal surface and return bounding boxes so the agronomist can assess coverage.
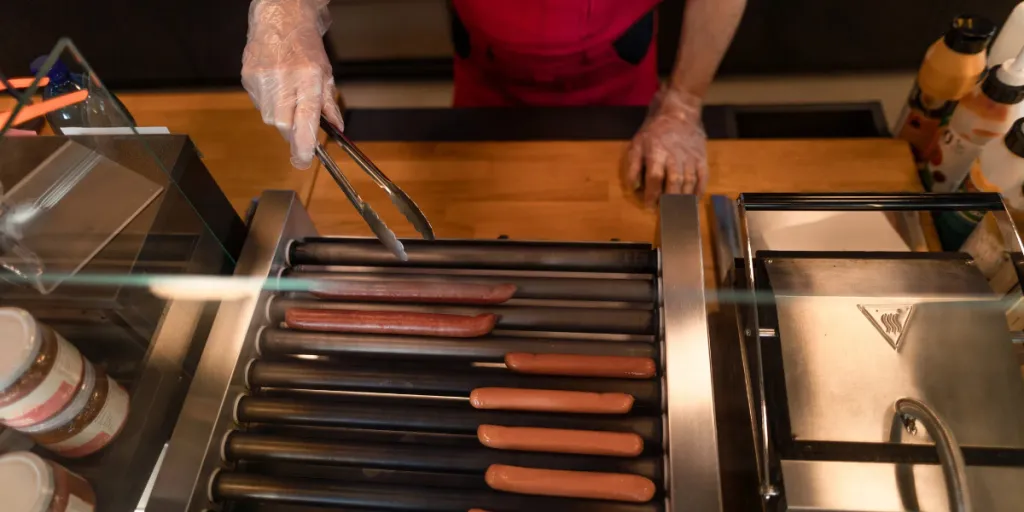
[781,460,1024,511]
[146,191,318,512]
[659,194,723,511]
[765,257,1024,448]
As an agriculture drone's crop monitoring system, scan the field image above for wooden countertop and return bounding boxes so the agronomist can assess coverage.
[307,139,923,287]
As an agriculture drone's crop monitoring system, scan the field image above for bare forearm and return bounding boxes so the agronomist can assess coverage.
[667,0,746,99]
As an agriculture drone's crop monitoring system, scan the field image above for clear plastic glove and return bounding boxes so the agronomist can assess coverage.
[624,89,708,206]
[242,0,344,169]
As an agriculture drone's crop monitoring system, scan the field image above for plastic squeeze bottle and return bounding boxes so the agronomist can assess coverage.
[989,2,1024,67]
[936,117,1024,250]
[924,46,1024,192]
[894,15,996,164]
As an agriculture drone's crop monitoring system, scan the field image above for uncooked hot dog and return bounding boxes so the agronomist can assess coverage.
[310,280,517,305]
[504,353,656,379]
[285,308,497,338]
[478,425,643,457]
[485,464,656,503]
[469,388,634,414]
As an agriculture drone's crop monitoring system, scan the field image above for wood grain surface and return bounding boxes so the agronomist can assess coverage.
[119,91,321,215]
[307,138,924,288]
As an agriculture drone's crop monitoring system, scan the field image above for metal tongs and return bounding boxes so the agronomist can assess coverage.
[314,116,434,260]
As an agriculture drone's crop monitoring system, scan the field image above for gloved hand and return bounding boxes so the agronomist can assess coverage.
[242,0,344,169]
[624,88,709,206]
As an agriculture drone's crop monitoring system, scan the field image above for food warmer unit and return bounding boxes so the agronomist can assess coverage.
[711,193,1024,512]
[146,190,723,512]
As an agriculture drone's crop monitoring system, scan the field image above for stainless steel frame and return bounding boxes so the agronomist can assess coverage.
[147,191,724,512]
[719,192,1024,511]
[660,194,723,512]
[147,191,317,512]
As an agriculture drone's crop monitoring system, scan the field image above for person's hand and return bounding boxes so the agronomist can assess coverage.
[624,88,708,206]
[242,0,344,169]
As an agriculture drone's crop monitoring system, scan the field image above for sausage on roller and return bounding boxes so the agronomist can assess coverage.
[478,425,643,457]
[504,353,656,379]
[485,464,656,503]
[310,280,517,305]
[469,388,634,414]
[284,308,497,338]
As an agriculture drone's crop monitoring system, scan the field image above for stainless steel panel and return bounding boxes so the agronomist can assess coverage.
[765,257,1024,448]
[659,194,723,512]
[146,191,318,512]
[781,460,1024,511]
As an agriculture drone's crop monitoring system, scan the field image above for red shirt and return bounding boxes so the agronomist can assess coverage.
[450,0,661,107]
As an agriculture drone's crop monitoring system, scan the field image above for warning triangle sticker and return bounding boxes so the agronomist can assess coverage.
[857,304,915,351]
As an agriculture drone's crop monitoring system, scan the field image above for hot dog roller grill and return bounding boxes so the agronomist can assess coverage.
[711,193,1024,512]
[146,190,723,512]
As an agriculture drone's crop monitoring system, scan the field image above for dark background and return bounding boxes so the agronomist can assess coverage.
[0,1,1018,89]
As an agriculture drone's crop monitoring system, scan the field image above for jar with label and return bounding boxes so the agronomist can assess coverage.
[25,363,129,458]
[0,308,85,430]
[0,451,97,512]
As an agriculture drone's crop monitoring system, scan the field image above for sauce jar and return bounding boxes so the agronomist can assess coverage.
[0,451,96,512]
[0,308,85,429]
[26,363,129,458]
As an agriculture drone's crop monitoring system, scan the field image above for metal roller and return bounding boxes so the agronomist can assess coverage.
[247,361,661,410]
[225,433,663,480]
[215,472,665,512]
[286,269,657,303]
[270,297,657,335]
[238,460,486,490]
[289,238,657,273]
[236,397,663,445]
[259,329,659,361]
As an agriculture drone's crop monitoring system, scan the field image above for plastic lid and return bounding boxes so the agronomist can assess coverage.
[1004,118,1024,159]
[0,452,55,512]
[944,15,997,54]
[0,308,43,392]
[982,65,1024,104]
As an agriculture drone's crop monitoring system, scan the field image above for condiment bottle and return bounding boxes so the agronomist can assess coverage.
[894,15,996,164]
[924,45,1024,192]
[990,2,1024,67]
[0,308,85,429]
[0,451,97,512]
[936,117,1024,250]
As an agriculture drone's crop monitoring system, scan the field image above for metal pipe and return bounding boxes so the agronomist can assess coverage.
[894,397,972,512]
[237,396,663,445]
[247,361,662,410]
[270,298,657,335]
[225,433,663,480]
[214,472,665,512]
[285,270,656,303]
[260,329,659,361]
[738,192,1004,211]
[290,238,657,273]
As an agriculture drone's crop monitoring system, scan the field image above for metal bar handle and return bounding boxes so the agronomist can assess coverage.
[739,192,1004,212]
[894,397,972,512]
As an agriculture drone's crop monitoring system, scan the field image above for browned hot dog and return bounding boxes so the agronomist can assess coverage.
[469,388,634,414]
[485,464,656,503]
[478,425,643,457]
[310,280,517,305]
[504,353,656,379]
[284,308,497,338]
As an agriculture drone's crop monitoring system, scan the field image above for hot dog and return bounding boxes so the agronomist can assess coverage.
[469,388,634,414]
[310,280,517,305]
[504,353,656,379]
[284,308,497,338]
[485,464,656,503]
[478,425,643,457]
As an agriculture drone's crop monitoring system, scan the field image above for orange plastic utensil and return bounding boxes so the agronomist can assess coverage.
[0,77,50,91]
[0,89,88,128]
